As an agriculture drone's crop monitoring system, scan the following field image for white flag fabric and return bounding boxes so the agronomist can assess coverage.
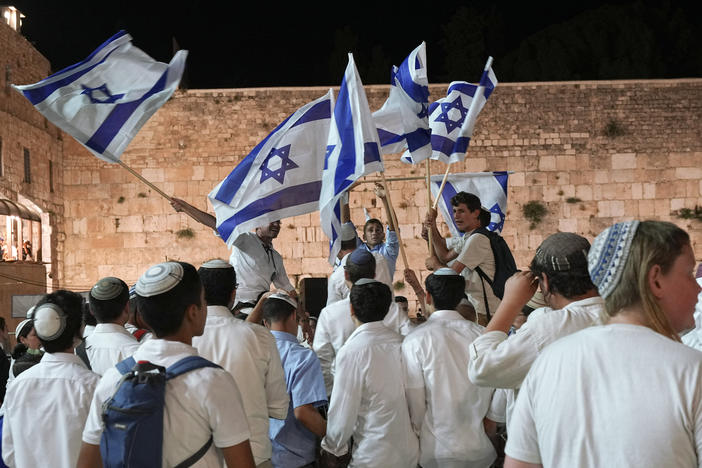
[12,30,187,163]
[430,171,509,238]
[320,54,384,264]
[372,42,431,164]
[428,58,497,164]
[209,91,333,246]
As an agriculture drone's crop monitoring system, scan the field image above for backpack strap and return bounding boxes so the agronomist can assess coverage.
[173,436,213,468]
[165,355,221,380]
[75,339,92,371]
[132,329,147,341]
[115,356,137,375]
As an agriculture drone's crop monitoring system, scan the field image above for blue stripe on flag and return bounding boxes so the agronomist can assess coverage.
[405,128,432,152]
[395,56,429,104]
[494,171,509,195]
[21,45,124,106]
[217,181,322,241]
[447,82,477,98]
[363,142,381,165]
[431,134,471,157]
[377,128,404,147]
[291,99,332,128]
[333,76,356,194]
[84,69,169,155]
[438,181,460,233]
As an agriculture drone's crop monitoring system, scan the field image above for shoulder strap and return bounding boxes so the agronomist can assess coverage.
[173,436,213,468]
[115,356,137,375]
[132,329,147,341]
[166,356,221,380]
[75,340,92,370]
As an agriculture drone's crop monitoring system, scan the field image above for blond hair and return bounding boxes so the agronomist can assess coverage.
[604,221,690,341]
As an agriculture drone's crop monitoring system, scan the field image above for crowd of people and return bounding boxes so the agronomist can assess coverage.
[0,187,700,468]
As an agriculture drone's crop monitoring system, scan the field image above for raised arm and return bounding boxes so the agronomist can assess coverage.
[373,183,396,232]
[170,197,217,230]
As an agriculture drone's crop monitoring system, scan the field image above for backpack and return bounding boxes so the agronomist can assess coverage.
[470,227,519,318]
[100,356,221,468]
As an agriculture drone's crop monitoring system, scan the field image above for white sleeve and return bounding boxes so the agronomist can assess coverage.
[204,369,252,448]
[401,340,426,435]
[82,370,121,445]
[320,349,362,457]
[486,388,507,424]
[468,329,540,389]
[504,371,542,464]
[262,332,291,420]
[312,311,336,396]
[2,386,16,467]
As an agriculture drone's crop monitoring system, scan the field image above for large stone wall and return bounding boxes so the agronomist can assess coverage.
[61,79,702,299]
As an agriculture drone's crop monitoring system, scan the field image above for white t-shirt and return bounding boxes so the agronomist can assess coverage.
[82,339,251,467]
[84,323,141,376]
[402,310,496,468]
[321,321,419,468]
[326,252,394,306]
[3,353,99,468]
[448,231,500,317]
[506,324,702,468]
[192,306,289,465]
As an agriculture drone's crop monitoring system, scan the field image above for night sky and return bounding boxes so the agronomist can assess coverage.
[9,1,702,89]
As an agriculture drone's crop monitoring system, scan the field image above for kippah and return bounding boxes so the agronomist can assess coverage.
[136,262,184,297]
[15,318,32,338]
[533,232,590,272]
[354,278,379,286]
[588,221,640,299]
[348,249,374,266]
[200,259,232,269]
[433,267,461,277]
[341,223,357,241]
[268,292,297,308]
[526,290,548,309]
[32,303,64,341]
[91,277,126,301]
[129,285,136,300]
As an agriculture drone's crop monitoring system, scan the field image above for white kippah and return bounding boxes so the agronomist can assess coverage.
[91,277,125,300]
[200,259,232,269]
[136,262,184,297]
[15,318,32,338]
[354,278,379,286]
[341,223,357,241]
[33,303,65,341]
[433,267,461,277]
[268,292,297,308]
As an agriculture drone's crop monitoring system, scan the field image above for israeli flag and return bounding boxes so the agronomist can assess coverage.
[428,57,497,164]
[320,54,384,264]
[209,90,333,246]
[430,171,509,237]
[12,30,187,163]
[372,42,431,164]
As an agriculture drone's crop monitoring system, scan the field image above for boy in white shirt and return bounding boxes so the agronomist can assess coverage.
[3,290,99,468]
[82,277,140,375]
[77,261,255,468]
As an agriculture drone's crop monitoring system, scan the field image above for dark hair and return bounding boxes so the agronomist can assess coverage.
[136,262,202,337]
[364,218,383,234]
[340,238,357,251]
[450,192,482,212]
[394,296,408,303]
[36,290,85,353]
[478,209,491,228]
[262,298,296,324]
[12,351,42,376]
[198,265,236,307]
[0,317,6,331]
[425,274,466,310]
[89,279,129,323]
[529,260,595,299]
[82,302,97,327]
[350,282,392,323]
[345,253,375,284]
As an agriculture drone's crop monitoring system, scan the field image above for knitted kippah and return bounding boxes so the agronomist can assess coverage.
[588,221,640,299]
[129,285,136,300]
[32,303,65,341]
[533,232,591,272]
[90,277,126,301]
[136,262,184,297]
[268,292,297,308]
[433,267,461,277]
[526,290,547,309]
[354,278,379,286]
[15,318,32,338]
[200,259,232,269]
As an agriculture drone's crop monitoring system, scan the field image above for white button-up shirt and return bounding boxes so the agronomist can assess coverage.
[3,352,99,468]
[313,298,407,396]
[326,252,394,306]
[402,310,496,468]
[84,322,141,376]
[468,296,605,390]
[229,232,294,305]
[83,339,251,468]
[192,305,289,465]
[321,321,419,468]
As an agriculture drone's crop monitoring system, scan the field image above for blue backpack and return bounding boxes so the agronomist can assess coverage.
[100,356,221,468]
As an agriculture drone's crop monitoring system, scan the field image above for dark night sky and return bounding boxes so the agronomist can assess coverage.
[9,1,702,89]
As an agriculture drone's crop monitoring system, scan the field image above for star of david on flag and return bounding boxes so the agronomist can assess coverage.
[430,171,509,238]
[209,90,333,246]
[428,57,497,164]
[320,54,384,264]
[12,30,187,163]
[372,42,431,164]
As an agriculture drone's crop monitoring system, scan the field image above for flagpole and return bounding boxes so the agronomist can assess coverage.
[380,171,409,271]
[425,159,434,255]
[432,164,452,210]
[116,160,172,201]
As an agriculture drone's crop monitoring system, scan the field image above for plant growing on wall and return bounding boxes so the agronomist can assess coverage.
[523,201,548,229]
[603,118,626,137]
[673,206,702,222]
[176,228,195,239]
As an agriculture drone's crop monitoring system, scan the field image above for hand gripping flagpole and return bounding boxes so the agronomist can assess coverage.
[379,171,409,271]
[425,159,434,255]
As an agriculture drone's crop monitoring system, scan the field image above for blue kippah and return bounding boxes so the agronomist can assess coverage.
[588,221,640,299]
[348,248,374,266]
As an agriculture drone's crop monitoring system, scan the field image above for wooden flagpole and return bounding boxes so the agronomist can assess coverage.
[380,171,409,271]
[117,160,172,201]
[432,164,452,210]
[425,159,434,255]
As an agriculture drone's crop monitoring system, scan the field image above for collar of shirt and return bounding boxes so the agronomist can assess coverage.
[133,339,199,368]
[41,351,88,367]
[346,320,387,344]
[565,296,605,308]
[93,322,133,336]
[428,309,466,322]
[207,305,233,318]
[270,330,298,344]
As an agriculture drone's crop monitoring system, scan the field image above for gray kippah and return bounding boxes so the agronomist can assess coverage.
[588,221,640,299]
[200,259,232,269]
[433,267,461,277]
[354,278,379,286]
[533,232,591,272]
[91,277,126,301]
[136,262,184,297]
[269,292,297,308]
[341,223,357,241]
